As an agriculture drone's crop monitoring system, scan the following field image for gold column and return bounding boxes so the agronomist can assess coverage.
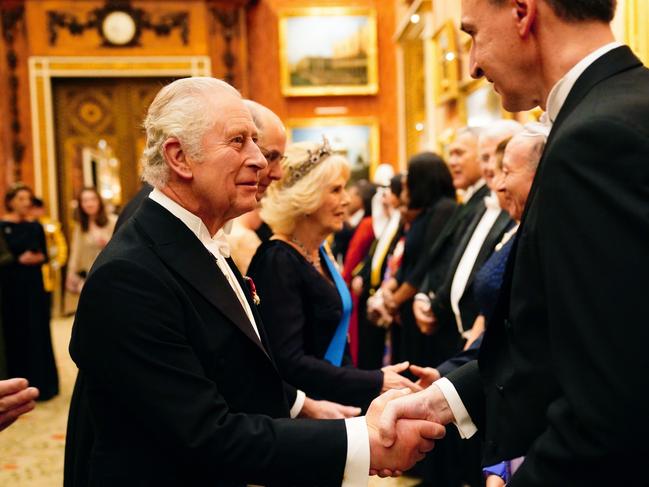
[626,0,649,65]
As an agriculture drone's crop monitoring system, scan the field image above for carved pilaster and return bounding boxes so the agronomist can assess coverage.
[211,7,240,87]
[1,4,25,181]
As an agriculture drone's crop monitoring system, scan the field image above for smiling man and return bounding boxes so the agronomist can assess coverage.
[64,77,445,487]
[380,0,649,485]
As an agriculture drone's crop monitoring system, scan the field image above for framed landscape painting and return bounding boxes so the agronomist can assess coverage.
[279,7,379,96]
[286,117,380,180]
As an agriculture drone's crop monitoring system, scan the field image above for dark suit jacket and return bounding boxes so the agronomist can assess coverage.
[248,240,383,411]
[431,209,513,334]
[65,199,347,486]
[412,184,490,293]
[114,183,153,232]
[447,46,649,485]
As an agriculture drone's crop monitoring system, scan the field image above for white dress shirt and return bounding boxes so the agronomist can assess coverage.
[458,179,486,204]
[148,189,369,486]
[450,193,501,335]
[436,41,625,440]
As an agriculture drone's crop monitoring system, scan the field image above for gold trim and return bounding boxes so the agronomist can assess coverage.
[432,20,460,105]
[28,56,211,220]
[458,78,512,125]
[626,0,648,66]
[286,116,380,179]
[278,7,379,97]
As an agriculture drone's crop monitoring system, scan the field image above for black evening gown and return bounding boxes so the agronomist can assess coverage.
[248,240,383,411]
[0,220,59,400]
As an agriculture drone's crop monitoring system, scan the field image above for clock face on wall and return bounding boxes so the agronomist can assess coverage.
[101,11,137,46]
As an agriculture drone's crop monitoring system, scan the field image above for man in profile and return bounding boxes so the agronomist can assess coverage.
[65,77,444,486]
[380,0,649,485]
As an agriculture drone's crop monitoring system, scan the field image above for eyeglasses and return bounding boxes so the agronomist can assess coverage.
[258,145,287,165]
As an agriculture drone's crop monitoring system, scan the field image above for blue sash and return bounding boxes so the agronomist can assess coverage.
[321,244,352,367]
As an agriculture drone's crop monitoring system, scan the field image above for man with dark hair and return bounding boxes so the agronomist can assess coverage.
[380,0,649,485]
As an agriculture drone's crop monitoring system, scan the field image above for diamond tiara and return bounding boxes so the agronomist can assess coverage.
[283,136,332,188]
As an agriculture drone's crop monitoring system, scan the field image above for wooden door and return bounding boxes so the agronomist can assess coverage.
[52,77,175,236]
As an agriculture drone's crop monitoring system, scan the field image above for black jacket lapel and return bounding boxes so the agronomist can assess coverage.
[224,257,277,360]
[467,211,513,288]
[133,199,272,362]
[522,46,643,227]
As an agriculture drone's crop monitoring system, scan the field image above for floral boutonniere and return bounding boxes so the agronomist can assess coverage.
[243,276,261,305]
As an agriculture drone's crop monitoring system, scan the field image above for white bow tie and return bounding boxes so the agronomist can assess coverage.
[214,231,231,258]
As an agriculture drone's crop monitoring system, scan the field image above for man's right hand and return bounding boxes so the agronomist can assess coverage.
[366,389,445,477]
[378,384,454,449]
[0,378,39,432]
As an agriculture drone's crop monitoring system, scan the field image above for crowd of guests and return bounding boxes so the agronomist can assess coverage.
[1,1,643,485]
[221,99,547,485]
[0,183,117,406]
[0,105,545,486]
[241,119,547,487]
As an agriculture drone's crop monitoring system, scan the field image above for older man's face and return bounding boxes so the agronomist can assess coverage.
[256,120,286,199]
[190,93,267,223]
[448,132,481,190]
[478,136,500,190]
[499,137,535,221]
[461,0,539,111]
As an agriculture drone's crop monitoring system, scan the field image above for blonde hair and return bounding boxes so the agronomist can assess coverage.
[141,77,240,187]
[261,141,350,235]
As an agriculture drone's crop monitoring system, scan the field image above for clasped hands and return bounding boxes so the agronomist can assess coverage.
[367,381,455,477]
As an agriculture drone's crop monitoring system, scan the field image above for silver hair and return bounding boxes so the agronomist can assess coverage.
[141,77,240,188]
[243,99,264,132]
[456,126,483,141]
[480,119,524,142]
[513,123,550,170]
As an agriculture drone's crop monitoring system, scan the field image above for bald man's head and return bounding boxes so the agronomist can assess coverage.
[244,100,287,199]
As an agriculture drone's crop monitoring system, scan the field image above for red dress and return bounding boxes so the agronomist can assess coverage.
[341,217,375,365]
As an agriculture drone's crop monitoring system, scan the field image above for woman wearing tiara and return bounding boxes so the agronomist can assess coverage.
[248,139,420,412]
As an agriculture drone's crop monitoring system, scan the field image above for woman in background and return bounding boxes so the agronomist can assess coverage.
[0,184,58,400]
[248,140,420,411]
[66,187,116,297]
[381,153,457,367]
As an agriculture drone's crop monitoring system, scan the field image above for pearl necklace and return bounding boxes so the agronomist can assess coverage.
[289,235,322,271]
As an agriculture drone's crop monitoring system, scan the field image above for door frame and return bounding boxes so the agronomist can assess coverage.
[28,56,211,220]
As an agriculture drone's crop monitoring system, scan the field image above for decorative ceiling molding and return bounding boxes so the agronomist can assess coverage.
[47,0,189,47]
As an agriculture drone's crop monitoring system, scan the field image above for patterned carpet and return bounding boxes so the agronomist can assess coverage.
[0,317,420,486]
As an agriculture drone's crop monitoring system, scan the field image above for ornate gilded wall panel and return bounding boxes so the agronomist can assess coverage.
[52,77,170,236]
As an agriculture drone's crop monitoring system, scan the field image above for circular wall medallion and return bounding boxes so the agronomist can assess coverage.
[101,11,137,46]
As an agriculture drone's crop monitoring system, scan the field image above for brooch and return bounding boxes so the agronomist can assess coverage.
[243,276,261,305]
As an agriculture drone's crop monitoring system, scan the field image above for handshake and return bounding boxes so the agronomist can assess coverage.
[366,383,455,477]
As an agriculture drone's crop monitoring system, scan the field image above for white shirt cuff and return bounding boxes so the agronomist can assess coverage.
[435,378,478,439]
[289,389,306,418]
[342,416,369,487]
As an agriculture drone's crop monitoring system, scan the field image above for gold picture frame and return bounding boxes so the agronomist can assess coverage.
[460,78,512,126]
[278,7,379,97]
[432,20,460,104]
[286,117,380,179]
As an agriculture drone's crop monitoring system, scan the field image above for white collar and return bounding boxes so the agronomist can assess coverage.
[460,179,486,203]
[544,41,623,124]
[348,209,365,227]
[484,191,501,211]
[148,188,231,257]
